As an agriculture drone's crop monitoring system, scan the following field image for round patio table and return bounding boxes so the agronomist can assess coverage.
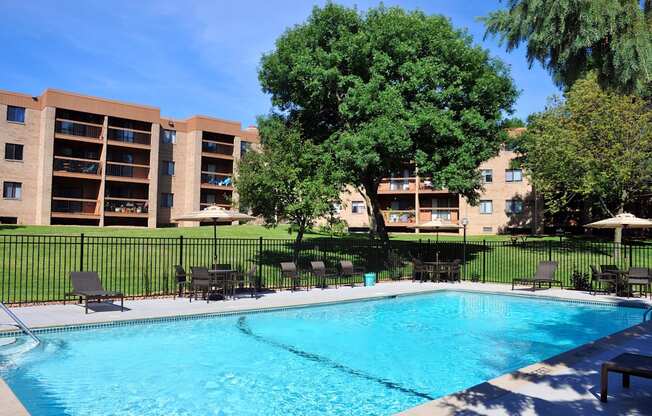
[208,269,237,300]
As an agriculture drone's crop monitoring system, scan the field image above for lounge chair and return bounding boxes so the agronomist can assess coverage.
[338,260,364,287]
[601,353,652,402]
[511,261,561,291]
[625,267,651,298]
[310,261,339,289]
[65,271,124,314]
[280,262,308,291]
[590,265,618,295]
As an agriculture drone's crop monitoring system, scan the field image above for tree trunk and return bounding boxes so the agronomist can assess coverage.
[362,177,389,246]
[613,191,627,259]
[293,220,306,262]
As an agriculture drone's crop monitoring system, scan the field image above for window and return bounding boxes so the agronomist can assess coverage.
[505,169,523,182]
[161,129,176,144]
[3,182,22,199]
[505,199,524,214]
[482,226,493,233]
[6,106,25,123]
[481,169,493,183]
[5,143,23,161]
[351,201,365,214]
[160,193,174,208]
[240,141,252,156]
[479,200,493,214]
[162,161,175,176]
[0,216,17,224]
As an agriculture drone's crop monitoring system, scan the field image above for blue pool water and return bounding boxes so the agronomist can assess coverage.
[0,291,644,416]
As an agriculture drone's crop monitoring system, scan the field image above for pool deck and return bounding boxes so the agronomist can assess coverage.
[1,281,652,416]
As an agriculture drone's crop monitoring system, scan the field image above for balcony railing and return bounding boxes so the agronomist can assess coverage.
[106,163,149,179]
[418,208,459,224]
[51,199,97,215]
[53,157,100,175]
[202,141,233,156]
[201,172,233,187]
[108,128,150,145]
[382,210,416,225]
[55,120,102,139]
[378,178,416,193]
[104,200,148,214]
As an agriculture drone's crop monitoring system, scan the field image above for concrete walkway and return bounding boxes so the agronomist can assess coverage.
[2,281,652,416]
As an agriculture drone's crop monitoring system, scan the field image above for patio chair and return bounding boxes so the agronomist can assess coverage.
[590,265,618,295]
[338,260,364,287]
[189,266,220,303]
[511,261,561,291]
[233,265,258,298]
[65,271,124,314]
[411,258,430,282]
[212,263,231,271]
[600,353,652,402]
[174,265,188,298]
[280,262,308,291]
[600,264,621,278]
[448,259,462,282]
[310,261,340,289]
[625,267,651,298]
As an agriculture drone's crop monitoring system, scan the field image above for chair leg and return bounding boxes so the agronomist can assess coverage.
[85,298,88,314]
[121,297,124,312]
[600,366,609,402]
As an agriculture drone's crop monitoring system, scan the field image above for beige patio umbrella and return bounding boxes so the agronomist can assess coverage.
[174,205,255,262]
[585,213,652,244]
[409,218,462,242]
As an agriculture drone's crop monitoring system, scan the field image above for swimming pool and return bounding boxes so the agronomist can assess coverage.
[0,291,644,416]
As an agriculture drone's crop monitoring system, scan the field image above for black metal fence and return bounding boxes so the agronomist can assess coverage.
[1,234,651,304]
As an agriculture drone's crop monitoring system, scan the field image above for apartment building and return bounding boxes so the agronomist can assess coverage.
[0,88,258,228]
[337,130,538,235]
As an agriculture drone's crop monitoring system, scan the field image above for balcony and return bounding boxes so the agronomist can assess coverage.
[53,157,101,179]
[378,178,416,193]
[418,178,448,193]
[104,199,149,217]
[201,172,233,188]
[51,198,99,218]
[107,127,151,146]
[105,163,149,182]
[202,141,234,159]
[382,210,416,226]
[418,208,460,225]
[55,119,102,141]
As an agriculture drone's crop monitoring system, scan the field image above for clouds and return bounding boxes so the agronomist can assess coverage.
[0,1,558,125]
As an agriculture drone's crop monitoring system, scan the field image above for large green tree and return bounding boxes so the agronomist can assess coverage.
[522,74,652,242]
[235,116,343,251]
[259,4,517,242]
[484,0,652,96]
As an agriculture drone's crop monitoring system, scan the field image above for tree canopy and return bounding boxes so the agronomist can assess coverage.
[235,116,343,249]
[521,74,652,230]
[484,0,652,96]
[259,4,518,241]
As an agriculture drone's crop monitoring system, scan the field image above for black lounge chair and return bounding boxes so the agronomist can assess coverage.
[65,271,124,314]
[601,353,652,402]
[338,260,364,287]
[280,262,308,291]
[310,261,339,289]
[511,261,561,291]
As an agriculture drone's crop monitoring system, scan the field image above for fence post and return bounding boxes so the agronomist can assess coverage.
[629,243,633,268]
[79,233,85,271]
[179,235,184,267]
[258,237,263,289]
[482,239,486,283]
[548,240,552,261]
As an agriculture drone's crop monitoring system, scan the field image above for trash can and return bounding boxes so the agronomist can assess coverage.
[364,272,376,287]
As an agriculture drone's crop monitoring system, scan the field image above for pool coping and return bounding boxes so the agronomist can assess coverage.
[1,285,651,416]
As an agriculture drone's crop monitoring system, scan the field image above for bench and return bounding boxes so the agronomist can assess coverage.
[600,353,652,402]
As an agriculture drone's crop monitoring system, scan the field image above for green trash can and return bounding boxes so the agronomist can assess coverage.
[364,272,376,287]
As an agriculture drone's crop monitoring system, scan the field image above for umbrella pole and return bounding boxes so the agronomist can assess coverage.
[213,218,217,265]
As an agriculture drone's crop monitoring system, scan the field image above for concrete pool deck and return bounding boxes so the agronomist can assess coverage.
[1,281,652,415]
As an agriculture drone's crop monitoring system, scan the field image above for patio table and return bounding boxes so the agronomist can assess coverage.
[423,262,454,282]
[208,269,237,299]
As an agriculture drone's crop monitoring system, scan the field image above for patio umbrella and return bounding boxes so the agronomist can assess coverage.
[409,218,462,242]
[585,213,652,244]
[174,205,255,262]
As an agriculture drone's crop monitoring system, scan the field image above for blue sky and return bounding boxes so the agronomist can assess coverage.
[0,1,559,127]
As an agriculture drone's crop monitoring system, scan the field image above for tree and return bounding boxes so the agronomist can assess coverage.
[259,4,518,243]
[521,74,652,243]
[235,116,343,253]
[484,0,652,96]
